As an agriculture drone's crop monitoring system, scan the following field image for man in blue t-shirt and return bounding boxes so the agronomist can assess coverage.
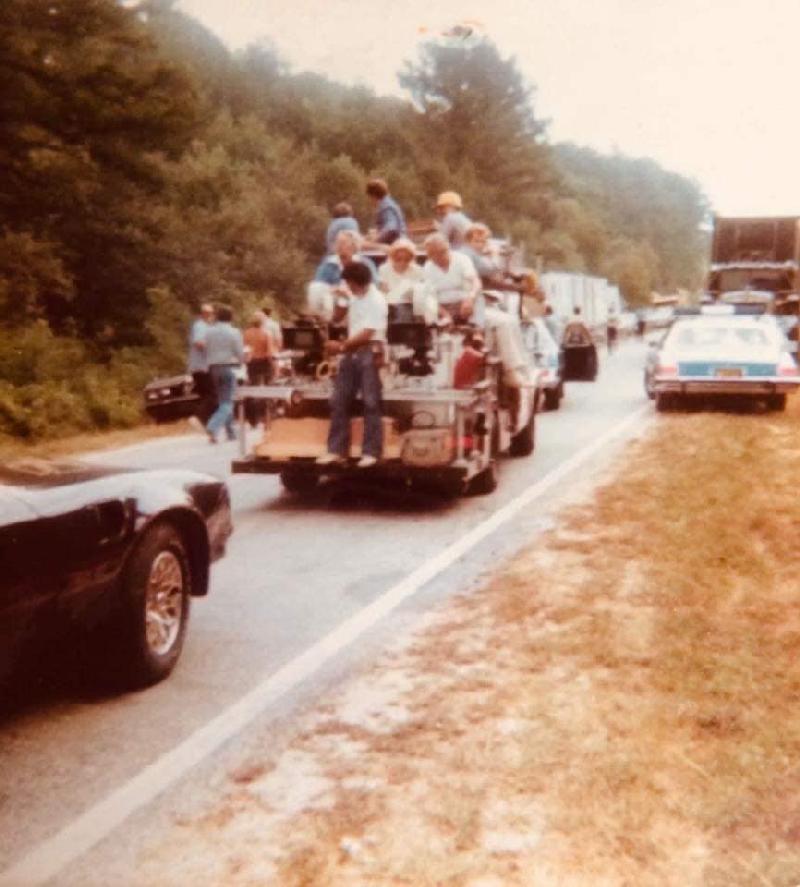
[315,230,377,285]
[363,178,406,247]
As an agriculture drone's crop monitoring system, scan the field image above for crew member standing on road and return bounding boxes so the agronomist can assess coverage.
[317,262,388,469]
[261,306,283,356]
[435,191,472,248]
[243,311,273,427]
[606,311,619,353]
[362,178,407,248]
[244,311,273,384]
[562,306,593,346]
[187,303,215,424]
[205,305,245,444]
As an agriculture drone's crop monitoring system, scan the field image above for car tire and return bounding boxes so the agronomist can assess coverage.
[114,523,191,689]
[280,469,319,495]
[655,393,672,412]
[468,460,498,496]
[767,393,787,411]
[543,386,561,411]
[510,410,535,457]
[436,477,468,498]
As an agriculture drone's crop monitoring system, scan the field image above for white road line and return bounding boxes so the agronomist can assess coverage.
[0,403,651,887]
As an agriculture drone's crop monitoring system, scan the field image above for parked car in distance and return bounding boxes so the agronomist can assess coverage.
[144,367,247,424]
[143,373,200,423]
[645,314,800,411]
[522,318,564,410]
[0,460,232,690]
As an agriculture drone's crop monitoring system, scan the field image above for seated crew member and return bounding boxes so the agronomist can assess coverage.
[460,222,506,285]
[362,177,407,249]
[461,223,533,298]
[325,202,360,254]
[317,261,388,469]
[378,237,424,304]
[423,232,480,323]
[314,230,378,286]
[435,191,472,248]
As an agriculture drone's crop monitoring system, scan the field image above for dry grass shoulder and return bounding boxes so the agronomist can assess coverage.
[134,401,800,886]
[0,421,193,462]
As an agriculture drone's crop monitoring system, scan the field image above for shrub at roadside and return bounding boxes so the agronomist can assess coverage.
[0,324,149,441]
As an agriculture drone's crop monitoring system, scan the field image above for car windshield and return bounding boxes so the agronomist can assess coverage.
[668,323,771,350]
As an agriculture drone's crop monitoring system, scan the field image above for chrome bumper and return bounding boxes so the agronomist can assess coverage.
[653,377,800,395]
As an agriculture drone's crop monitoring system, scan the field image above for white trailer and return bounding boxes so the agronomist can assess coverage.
[541,272,621,332]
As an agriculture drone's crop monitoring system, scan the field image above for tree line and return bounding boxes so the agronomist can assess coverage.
[0,0,709,440]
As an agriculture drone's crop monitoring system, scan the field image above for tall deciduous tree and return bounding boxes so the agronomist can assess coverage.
[399,38,556,231]
[0,0,199,338]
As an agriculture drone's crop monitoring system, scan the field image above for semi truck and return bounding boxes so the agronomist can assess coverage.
[707,216,800,313]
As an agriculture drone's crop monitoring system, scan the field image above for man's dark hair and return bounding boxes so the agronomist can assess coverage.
[332,202,353,218]
[262,306,273,316]
[215,305,233,323]
[341,261,372,288]
[365,178,388,199]
[573,306,582,315]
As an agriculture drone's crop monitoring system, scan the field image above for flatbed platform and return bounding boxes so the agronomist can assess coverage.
[231,453,471,485]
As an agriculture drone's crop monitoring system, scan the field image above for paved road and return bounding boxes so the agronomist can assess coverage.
[0,341,652,885]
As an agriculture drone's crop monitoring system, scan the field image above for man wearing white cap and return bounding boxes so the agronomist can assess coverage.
[377,237,424,305]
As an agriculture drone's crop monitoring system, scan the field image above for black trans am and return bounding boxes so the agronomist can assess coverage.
[0,460,232,690]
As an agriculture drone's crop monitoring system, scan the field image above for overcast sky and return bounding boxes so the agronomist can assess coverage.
[178,0,800,216]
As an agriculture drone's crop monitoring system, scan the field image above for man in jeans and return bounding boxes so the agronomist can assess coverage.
[205,305,245,444]
[187,303,215,423]
[317,262,388,468]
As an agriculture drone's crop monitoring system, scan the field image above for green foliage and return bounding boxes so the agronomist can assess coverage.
[0,231,75,324]
[0,322,142,439]
[0,3,709,442]
[555,144,709,291]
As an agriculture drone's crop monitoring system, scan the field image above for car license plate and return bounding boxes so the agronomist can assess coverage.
[714,367,742,378]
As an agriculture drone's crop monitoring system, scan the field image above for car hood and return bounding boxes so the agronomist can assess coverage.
[0,460,223,519]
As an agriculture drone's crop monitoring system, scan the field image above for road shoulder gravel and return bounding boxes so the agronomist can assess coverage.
[79,399,800,886]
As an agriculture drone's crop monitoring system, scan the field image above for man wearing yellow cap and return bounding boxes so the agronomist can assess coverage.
[435,191,473,248]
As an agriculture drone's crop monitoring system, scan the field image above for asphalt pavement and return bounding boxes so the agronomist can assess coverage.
[0,340,652,885]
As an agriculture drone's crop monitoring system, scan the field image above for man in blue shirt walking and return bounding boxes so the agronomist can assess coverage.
[187,303,215,423]
[204,305,245,444]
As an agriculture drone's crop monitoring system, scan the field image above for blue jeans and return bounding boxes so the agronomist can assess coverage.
[207,365,237,439]
[328,349,383,458]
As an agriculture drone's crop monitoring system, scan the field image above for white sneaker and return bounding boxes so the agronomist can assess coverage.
[356,455,378,469]
[316,452,344,465]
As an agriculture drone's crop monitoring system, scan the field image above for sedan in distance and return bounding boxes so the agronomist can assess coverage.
[0,460,232,690]
[645,315,800,411]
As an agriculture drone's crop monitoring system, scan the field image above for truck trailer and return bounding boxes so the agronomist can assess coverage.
[707,216,800,312]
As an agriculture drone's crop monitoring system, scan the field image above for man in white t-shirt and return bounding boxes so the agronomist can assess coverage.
[423,233,480,323]
[317,261,388,469]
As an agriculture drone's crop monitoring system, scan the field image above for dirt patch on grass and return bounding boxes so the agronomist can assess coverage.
[134,401,800,885]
